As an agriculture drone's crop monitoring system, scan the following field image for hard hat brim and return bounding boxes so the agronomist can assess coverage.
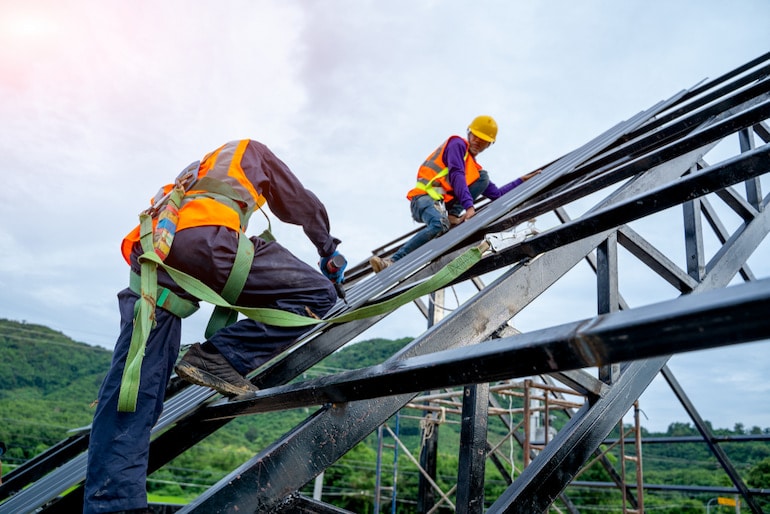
[469,128,495,143]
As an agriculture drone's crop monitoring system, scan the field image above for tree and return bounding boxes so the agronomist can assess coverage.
[747,457,770,511]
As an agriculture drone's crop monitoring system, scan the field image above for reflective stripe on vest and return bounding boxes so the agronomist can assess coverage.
[121,140,267,263]
[406,136,482,202]
[195,139,264,222]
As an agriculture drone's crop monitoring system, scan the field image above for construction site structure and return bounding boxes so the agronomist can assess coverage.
[1,52,770,513]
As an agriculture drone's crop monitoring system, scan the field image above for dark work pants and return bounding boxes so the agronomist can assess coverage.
[84,226,337,513]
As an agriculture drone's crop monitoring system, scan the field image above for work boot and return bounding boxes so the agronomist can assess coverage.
[175,343,258,397]
[369,255,394,273]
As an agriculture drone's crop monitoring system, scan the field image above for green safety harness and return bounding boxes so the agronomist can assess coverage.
[414,167,449,201]
[414,149,475,202]
[117,172,488,412]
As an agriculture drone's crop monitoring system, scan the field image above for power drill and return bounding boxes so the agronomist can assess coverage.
[325,254,348,304]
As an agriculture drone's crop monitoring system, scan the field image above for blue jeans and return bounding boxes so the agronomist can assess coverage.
[392,171,490,261]
[392,195,449,261]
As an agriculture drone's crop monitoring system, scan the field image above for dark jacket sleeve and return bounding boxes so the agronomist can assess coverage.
[240,140,340,257]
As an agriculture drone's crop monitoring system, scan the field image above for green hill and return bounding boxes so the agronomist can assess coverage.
[0,319,410,459]
[0,318,412,505]
[0,319,111,454]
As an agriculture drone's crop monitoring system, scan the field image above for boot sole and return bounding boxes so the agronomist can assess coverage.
[175,361,256,397]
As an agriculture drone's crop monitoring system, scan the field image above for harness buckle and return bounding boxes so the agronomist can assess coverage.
[144,162,200,218]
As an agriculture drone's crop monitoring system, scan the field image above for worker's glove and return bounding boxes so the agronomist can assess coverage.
[319,251,347,284]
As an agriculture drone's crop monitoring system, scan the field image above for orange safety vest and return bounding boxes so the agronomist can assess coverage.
[121,140,267,263]
[406,136,482,202]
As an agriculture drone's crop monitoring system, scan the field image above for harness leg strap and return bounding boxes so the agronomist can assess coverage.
[205,231,255,339]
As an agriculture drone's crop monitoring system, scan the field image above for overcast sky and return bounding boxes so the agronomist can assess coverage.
[1,0,768,434]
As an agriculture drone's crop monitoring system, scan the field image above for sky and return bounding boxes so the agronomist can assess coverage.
[1,0,769,434]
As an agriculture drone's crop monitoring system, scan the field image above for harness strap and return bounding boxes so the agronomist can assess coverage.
[414,168,449,201]
[129,271,199,318]
[118,213,160,412]
[141,240,488,327]
[205,230,255,339]
[117,173,266,412]
[415,148,472,201]
[117,170,486,412]
[117,236,484,412]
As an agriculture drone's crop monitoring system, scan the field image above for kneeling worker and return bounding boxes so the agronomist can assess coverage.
[370,115,540,272]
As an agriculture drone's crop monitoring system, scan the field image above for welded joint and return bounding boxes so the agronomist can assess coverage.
[570,318,606,370]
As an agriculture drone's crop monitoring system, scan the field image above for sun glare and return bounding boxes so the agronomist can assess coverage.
[1,11,58,41]
[0,8,70,89]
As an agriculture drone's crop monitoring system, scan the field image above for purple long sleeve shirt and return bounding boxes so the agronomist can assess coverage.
[443,137,524,210]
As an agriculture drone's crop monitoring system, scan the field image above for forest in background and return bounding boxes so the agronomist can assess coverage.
[1,317,768,513]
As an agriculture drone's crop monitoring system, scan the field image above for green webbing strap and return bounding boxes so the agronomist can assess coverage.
[118,208,485,413]
[415,168,449,201]
[129,271,199,318]
[205,231,255,338]
[138,242,487,328]
[117,174,263,412]
[255,201,275,242]
[118,213,158,412]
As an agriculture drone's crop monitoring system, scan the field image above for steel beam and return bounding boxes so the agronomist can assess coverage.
[661,365,764,513]
[489,357,670,513]
[490,144,770,263]
[485,185,770,511]
[456,384,489,514]
[204,276,770,417]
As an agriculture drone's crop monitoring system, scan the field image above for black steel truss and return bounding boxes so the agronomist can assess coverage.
[2,52,770,514]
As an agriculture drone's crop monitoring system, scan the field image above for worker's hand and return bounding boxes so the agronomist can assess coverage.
[522,169,542,181]
[319,251,347,284]
[464,206,476,221]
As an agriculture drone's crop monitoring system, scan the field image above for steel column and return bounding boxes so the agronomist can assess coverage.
[456,384,489,514]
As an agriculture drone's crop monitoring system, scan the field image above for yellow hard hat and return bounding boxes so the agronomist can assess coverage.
[468,115,498,143]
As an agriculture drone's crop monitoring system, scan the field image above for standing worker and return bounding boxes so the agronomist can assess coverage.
[84,139,346,514]
[370,115,540,272]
